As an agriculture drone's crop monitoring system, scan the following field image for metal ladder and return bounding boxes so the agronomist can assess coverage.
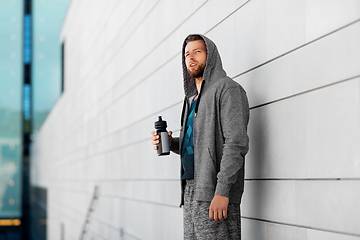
[79,186,99,240]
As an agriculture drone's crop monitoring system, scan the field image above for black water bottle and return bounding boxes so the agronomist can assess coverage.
[154,116,170,156]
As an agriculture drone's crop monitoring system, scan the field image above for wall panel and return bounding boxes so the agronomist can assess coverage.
[246,77,360,179]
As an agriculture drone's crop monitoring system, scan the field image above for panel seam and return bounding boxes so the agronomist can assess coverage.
[242,216,360,237]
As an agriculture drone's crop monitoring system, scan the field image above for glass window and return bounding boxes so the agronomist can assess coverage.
[32,0,71,132]
[0,0,24,219]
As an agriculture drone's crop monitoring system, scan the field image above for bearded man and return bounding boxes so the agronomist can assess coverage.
[152,34,249,240]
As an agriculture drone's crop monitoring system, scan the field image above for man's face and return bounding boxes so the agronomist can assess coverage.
[185,40,207,79]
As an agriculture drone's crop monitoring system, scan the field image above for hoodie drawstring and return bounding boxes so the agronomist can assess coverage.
[194,80,205,118]
[180,96,187,129]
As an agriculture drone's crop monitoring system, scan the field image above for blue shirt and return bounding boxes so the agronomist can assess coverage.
[181,98,197,179]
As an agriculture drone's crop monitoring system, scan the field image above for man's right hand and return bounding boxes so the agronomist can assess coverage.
[151,131,173,150]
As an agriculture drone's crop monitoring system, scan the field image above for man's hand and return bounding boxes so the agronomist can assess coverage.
[209,194,229,221]
[151,131,172,150]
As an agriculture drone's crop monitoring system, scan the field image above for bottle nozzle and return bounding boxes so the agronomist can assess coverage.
[155,116,167,129]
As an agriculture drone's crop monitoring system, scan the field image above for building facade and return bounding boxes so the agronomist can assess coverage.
[30,0,360,239]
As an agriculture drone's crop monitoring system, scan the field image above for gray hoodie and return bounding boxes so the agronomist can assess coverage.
[170,34,249,207]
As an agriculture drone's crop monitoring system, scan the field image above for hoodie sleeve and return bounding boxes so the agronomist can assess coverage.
[170,137,180,155]
[214,85,249,198]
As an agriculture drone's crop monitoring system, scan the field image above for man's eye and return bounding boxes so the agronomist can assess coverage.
[185,54,189,57]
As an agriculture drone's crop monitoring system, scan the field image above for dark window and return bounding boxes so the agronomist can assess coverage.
[61,42,65,93]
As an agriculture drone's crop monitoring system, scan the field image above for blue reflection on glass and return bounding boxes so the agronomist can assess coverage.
[24,84,31,120]
[24,14,32,65]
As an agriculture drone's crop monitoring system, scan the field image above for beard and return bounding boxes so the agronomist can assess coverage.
[188,62,205,78]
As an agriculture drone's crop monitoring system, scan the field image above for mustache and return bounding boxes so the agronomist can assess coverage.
[188,60,199,66]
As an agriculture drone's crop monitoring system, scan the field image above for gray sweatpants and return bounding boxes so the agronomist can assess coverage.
[183,180,241,240]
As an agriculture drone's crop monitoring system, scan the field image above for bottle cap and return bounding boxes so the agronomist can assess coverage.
[155,116,167,129]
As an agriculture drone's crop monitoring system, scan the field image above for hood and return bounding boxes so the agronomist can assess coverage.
[182,34,227,97]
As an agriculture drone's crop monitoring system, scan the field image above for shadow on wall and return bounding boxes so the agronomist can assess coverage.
[242,60,269,236]
[248,103,267,214]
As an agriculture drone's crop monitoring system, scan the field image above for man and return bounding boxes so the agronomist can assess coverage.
[151,34,249,240]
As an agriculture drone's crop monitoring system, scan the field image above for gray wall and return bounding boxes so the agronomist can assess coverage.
[30,0,360,239]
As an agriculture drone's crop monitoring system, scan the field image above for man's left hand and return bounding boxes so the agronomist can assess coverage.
[209,194,229,221]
